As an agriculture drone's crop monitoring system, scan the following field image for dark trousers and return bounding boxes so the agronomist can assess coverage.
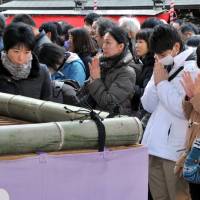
[189,183,200,200]
[148,187,153,200]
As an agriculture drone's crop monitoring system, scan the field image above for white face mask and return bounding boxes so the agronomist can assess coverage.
[159,54,174,66]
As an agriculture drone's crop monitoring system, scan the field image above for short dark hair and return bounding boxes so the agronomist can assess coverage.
[52,21,63,36]
[173,19,183,26]
[39,22,59,43]
[186,35,200,47]
[61,23,74,40]
[150,24,183,54]
[180,22,199,35]
[12,14,36,27]
[136,28,153,49]
[69,27,97,55]
[3,22,35,51]
[96,17,117,37]
[106,26,128,46]
[84,12,100,26]
[38,43,65,71]
[141,17,164,29]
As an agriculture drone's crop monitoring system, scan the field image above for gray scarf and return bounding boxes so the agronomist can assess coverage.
[1,51,32,80]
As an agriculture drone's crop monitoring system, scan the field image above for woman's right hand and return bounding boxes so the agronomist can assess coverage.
[89,56,101,80]
[181,71,195,98]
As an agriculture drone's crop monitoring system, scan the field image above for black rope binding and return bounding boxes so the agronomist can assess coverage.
[90,110,106,152]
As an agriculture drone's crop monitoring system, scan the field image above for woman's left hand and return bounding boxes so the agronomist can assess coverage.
[181,71,195,98]
[181,72,200,98]
[89,56,101,80]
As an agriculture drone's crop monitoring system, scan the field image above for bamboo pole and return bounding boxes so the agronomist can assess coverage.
[0,92,108,122]
[0,116,142,155]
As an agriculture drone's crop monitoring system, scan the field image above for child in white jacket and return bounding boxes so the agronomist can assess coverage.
[141,24,199,200]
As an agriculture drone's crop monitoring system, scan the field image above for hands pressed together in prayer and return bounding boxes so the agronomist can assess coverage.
[153,56,169,86]
[89,55,101,81]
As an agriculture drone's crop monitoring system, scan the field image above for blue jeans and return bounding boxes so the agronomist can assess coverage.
[183,138,200,184]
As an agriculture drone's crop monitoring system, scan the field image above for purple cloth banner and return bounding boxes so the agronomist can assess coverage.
[0,146,148,200]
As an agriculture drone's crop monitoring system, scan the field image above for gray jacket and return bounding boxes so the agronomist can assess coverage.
[34,30,52,56]
[88,49,136,115]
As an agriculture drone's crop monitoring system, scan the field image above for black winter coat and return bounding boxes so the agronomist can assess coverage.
[0,53,51,100]
[132,52,154,117]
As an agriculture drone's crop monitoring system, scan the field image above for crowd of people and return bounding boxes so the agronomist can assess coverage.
[0,12,199,199]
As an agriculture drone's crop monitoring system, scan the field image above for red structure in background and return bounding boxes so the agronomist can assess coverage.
[6,12,170,27]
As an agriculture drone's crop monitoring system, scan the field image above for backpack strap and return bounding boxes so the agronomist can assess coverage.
[168,66,184,82]
[168,51,195,82]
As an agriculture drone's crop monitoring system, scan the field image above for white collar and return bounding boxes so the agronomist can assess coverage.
[174,48,193,68]
[170,48,194,75]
